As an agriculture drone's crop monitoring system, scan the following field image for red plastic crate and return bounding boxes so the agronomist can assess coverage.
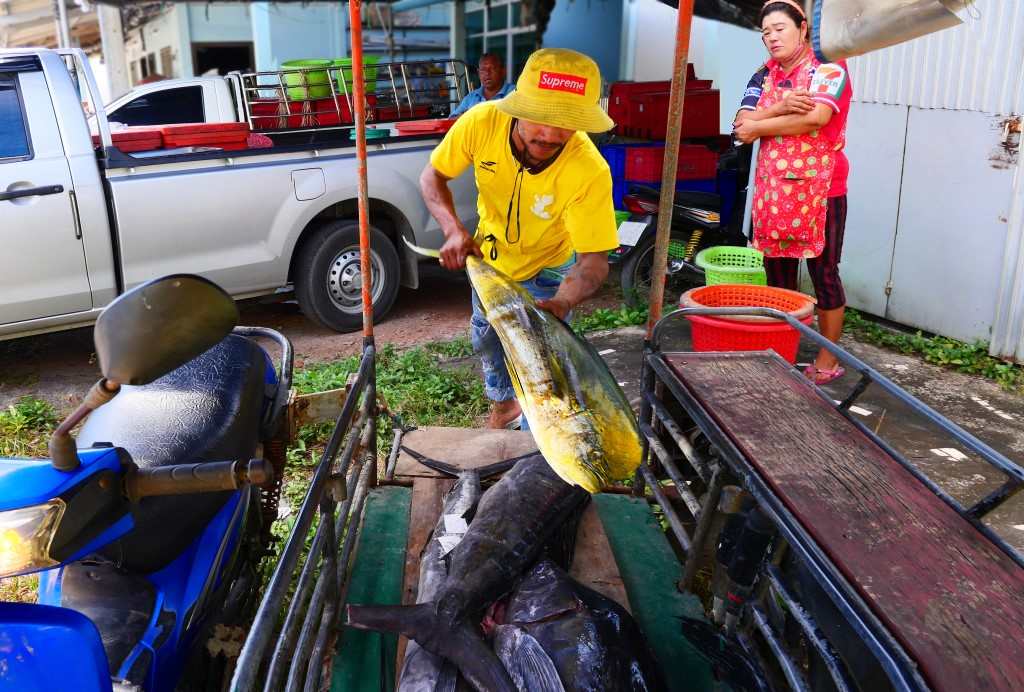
[91,126,163,152]
[250,96,377,130]
[375,104,432,122]
[161,122,250,150]
[618,89,721,140]
[623,144,719,182]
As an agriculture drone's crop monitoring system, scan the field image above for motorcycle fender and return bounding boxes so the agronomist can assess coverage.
[0,602,113,692]
[612,215,655,261]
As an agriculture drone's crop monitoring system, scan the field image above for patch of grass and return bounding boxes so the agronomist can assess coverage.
[0,397,59,457]
[572,305,649,334]
[294,342,487,430]
[0,575,38,603]
[845,310,1024,391]
[424,335,473,360]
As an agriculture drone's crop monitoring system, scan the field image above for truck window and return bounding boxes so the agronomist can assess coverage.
[111,85,204,126]
[0,76,31,161]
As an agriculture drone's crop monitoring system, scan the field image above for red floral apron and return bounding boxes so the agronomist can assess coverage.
[751,55,838,259]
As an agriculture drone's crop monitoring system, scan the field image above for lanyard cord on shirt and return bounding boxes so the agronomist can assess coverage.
[483,156,526,262]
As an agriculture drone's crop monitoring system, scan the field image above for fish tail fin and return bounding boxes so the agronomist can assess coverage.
[477,451,538,479]
[401,446,534,481]
[400,446,462,477]
[345,604,517,692]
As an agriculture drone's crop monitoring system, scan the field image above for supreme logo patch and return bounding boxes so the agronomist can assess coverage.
[538,71,587,95]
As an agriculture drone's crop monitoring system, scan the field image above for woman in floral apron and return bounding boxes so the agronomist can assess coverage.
[734,0,853,385]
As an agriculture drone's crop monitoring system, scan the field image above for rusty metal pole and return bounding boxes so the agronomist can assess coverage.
[645,0,696,340]
[348,0,374,342]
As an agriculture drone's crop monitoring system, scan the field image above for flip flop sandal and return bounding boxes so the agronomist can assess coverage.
[804,365,845,385]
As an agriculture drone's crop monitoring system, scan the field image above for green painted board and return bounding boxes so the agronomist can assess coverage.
[331,486,411,692]
[593,493,720,692]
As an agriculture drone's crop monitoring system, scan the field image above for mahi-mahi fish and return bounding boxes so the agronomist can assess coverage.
[403,238,643,493]
[345,452,590,692]
[494,560,667,692]
[396,448,528,692]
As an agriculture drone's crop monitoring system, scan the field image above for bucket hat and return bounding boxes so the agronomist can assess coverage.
[494,48,614,133]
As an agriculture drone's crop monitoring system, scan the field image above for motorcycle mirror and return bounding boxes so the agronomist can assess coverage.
[94,274,238,386]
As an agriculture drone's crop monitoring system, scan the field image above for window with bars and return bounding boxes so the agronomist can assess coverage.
[464,0,536,82]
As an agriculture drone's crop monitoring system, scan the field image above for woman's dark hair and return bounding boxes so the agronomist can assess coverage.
[760,2,809,38]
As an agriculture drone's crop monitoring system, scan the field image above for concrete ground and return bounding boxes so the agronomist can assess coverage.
[2,271,1022,551]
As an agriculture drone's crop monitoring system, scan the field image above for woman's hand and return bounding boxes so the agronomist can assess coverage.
[778,89,815,115]
[733,118,762,144]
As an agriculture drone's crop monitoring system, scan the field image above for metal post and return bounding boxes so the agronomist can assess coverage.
[52,0,71,48]
[348,0,374,342]
[644,0,695,339]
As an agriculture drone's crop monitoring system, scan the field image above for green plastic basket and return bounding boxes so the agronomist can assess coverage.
[614,210,630,227]
[282,59,333,101]
[695,246,767,286]
[334,57,381,96]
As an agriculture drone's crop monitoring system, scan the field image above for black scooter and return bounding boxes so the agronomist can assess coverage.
[610,144,753,307]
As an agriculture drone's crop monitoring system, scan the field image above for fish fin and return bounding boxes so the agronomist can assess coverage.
[345,604,517,692]
[401,445,534,481]
[400,446,462,477]
[402,236,442,259]
[476,451,540,479]
[435,661,460,692]
[493,625,567,692]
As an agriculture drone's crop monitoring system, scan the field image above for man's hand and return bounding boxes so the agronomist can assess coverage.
[535,296,572,321]
[732,117,761,145]
[778,89,815,115]
[439,227,482,270]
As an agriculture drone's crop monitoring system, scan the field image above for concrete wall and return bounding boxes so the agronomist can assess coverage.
[250,2,347,71]
[124,5,183,79]
[543,0,624,82]
[187,3,252,44]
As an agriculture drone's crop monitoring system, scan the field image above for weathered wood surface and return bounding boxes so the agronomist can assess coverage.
[569,503,632,611]
[394,426,538,479]
[666,352,1024,691]
[395,476,453,677]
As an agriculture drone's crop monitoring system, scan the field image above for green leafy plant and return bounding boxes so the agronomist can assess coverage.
[845,310,1024,391]
[572,305,649,334]
[0,396,59,457]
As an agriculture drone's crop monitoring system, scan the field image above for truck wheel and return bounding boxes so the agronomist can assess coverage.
[294,220,401,333]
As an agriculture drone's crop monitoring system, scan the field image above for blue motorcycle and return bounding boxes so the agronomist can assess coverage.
[0,275,293,691]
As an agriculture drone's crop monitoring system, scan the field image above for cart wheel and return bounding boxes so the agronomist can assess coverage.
[620,233,703,309]
[294,220,401,333]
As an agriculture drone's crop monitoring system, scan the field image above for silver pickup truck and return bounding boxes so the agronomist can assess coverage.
[0,48,477,339]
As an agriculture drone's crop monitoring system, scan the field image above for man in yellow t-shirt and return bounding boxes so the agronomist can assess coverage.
[420,48,618,429]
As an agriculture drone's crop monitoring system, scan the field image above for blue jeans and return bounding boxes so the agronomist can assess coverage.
[470,256,575,411]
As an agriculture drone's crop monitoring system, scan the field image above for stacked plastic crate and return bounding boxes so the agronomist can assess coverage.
[600,64,725,209]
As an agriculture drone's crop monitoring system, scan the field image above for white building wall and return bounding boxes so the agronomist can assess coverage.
[187,3,253,44]
[124,6,183,80]
[621,0,764,134]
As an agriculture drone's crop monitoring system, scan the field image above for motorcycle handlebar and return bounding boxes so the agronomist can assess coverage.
[127,459,272,500]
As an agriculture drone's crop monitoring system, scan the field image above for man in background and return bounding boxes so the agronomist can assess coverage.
[451,53,514,117]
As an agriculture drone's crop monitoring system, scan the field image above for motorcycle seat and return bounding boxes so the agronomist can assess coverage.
[674,190,721,211]
[79,334,269,573]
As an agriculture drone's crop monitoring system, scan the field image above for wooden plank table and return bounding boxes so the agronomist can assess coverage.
[666,352,1024,691]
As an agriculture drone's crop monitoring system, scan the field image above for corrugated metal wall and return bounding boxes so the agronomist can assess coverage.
[849,0,1024,115]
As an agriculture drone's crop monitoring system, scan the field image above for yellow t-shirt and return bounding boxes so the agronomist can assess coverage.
[430,102,618,281]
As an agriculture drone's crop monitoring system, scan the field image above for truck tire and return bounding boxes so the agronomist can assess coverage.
[294,220,401,333]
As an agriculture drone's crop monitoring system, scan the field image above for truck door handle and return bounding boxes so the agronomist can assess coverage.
[0,184,65,202]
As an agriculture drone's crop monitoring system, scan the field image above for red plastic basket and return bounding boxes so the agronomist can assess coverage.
[161,122,250,150]
[680,284,816,363]
[395,118,456,135]
[624,144,719,182]
[91,126,163,152]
